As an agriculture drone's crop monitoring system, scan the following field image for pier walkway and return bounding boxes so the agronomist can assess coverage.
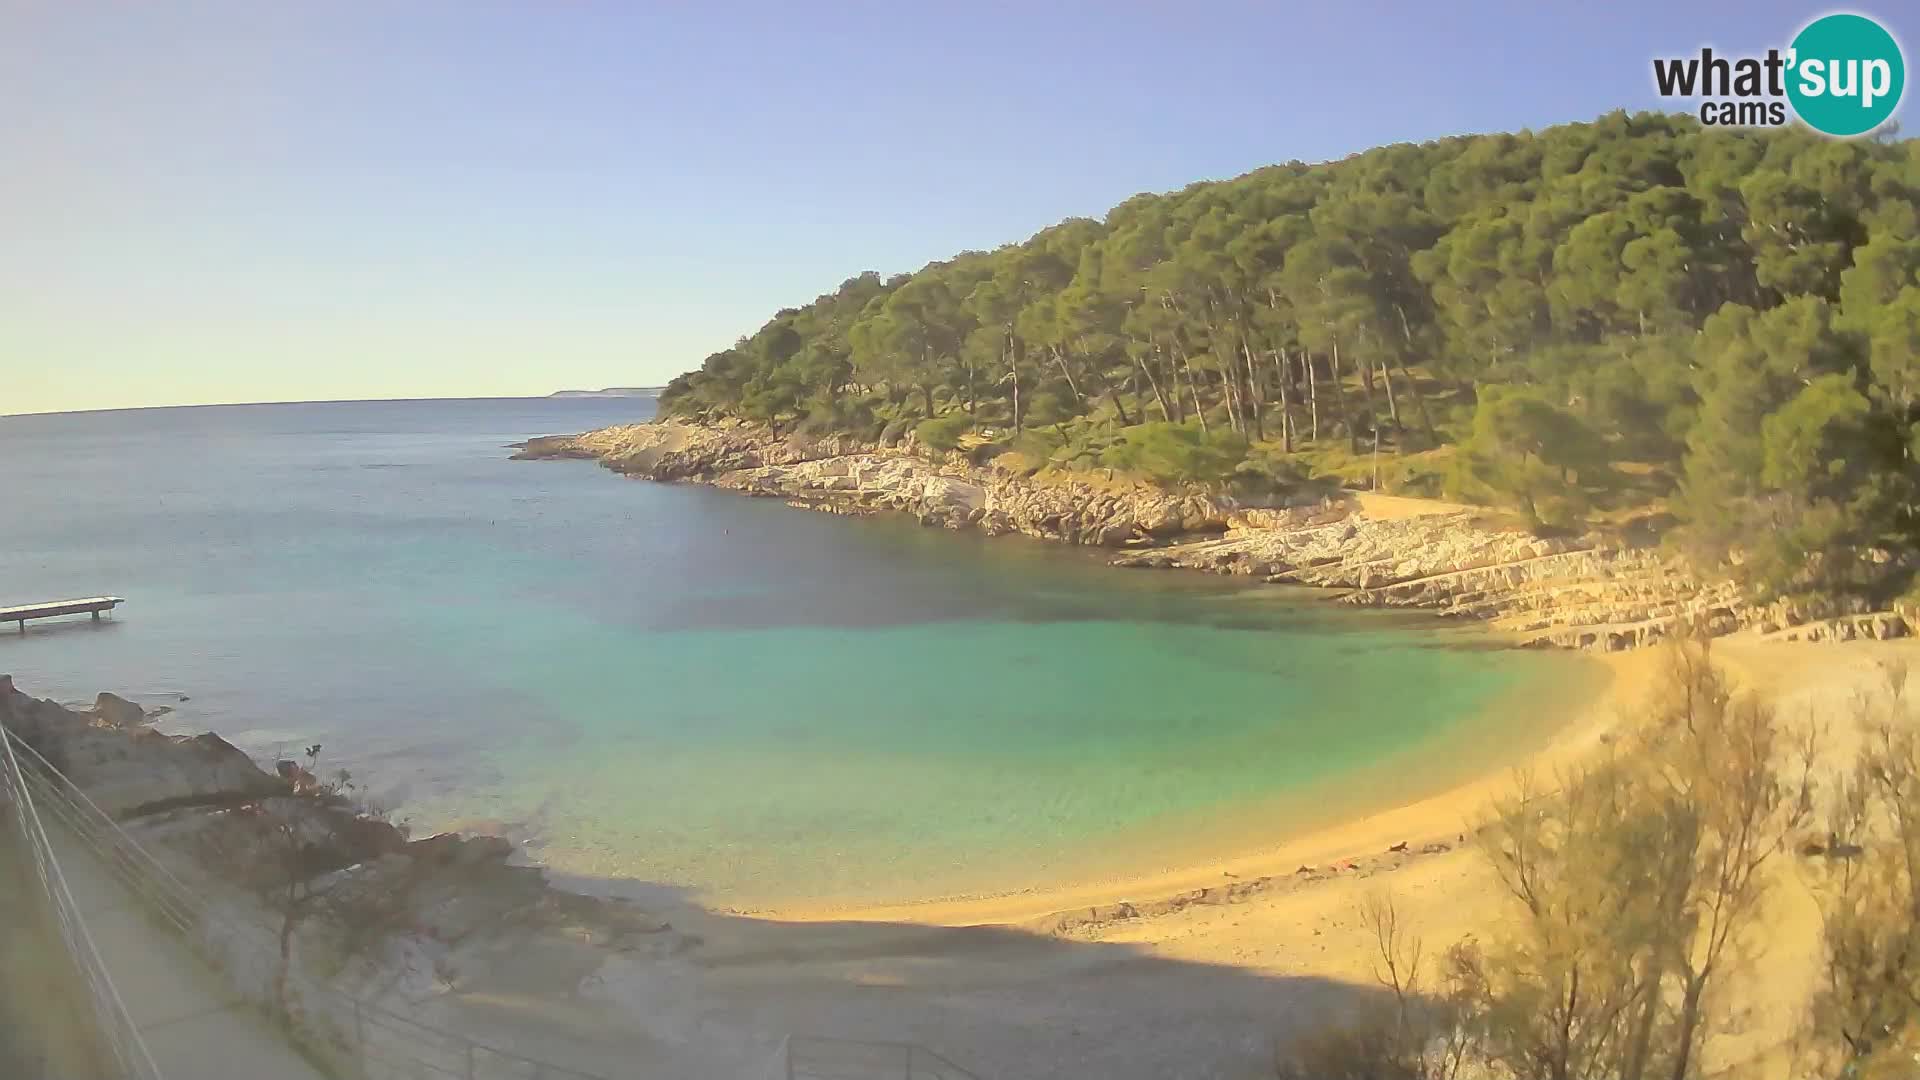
[3,596,124,631]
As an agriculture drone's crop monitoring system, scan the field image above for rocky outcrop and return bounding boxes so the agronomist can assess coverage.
[521,417,1234,548]
[1757,609,1914,644]
[2,676,281,816]
[92,691,148,729]
[508,434,599,461]
[0,675,697,1080]
[2,675,687,982]
[515,418,1914,652]
[715,453,1229,546]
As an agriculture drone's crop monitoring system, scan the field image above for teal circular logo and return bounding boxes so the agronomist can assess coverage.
[1788,13,1905,136]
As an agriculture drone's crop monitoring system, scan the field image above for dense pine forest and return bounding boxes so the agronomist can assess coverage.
[660,112,1920,605]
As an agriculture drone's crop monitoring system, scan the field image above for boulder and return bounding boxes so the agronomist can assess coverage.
[408,831,514,868]
[920,476,987,515]
[1,678,280,816]
[93,692,148,729]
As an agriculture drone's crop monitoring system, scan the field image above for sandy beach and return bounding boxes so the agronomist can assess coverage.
[313,471,1896,1077]
[8,632,1892,1079]
[446,486,1892,1076]
[617,634,1886,1077]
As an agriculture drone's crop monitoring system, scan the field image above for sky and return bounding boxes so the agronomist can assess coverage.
[1,1,1908,415]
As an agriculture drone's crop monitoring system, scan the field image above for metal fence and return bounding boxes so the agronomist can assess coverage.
[784,1037,979,1080]
[5,725,985,1080]
[0,722,165,1080]
[3,726,606,1080]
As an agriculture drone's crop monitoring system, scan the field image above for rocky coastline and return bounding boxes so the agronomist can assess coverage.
[0,675,702,1076]
[516,417,1918,651]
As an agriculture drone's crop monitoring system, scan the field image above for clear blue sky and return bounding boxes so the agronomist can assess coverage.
[1,1,1904,414]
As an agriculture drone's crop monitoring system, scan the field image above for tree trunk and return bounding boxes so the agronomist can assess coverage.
[1554,966,1580,1080]
[1305,350,1319,443]
[1371,422,1382,491]
[1241,337,1265,443]
[1394,356,1434,444]
[1051,345,1084,405]
[1270,349,1294,452]
[1137,355,1173,423]
[1390,303,1436,444]
[1180,354,1209,435]
[1621,952,1668,1080]
[1378,353,1401,436]
[1668,978,1707,1080]
[1221,363,1243,434]
[1007,327,1023,433]
[1328,338,1357,453]
[1350,337,1380,445]
[1097,363,1133,426]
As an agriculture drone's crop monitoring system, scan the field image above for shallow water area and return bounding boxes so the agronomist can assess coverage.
[1,397,1602,909]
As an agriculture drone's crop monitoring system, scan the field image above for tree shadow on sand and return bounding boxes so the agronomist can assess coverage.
[425,868,1411,1080]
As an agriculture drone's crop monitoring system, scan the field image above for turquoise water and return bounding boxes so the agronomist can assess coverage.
[0,399,1599,908]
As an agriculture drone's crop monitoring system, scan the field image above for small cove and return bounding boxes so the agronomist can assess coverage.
[0,397,1603,909]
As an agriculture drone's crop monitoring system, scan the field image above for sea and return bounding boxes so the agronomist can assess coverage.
[0,397,1602,909]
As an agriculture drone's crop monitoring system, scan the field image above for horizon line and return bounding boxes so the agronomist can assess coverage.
[0,391,662,421]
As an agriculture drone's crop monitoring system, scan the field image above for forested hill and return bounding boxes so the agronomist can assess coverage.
[660,112,1920,604]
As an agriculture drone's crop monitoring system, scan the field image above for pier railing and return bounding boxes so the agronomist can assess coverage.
[0,721,164,1080]
[785,1036,980,1080]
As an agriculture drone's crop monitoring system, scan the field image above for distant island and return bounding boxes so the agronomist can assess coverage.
[547,387,662,399]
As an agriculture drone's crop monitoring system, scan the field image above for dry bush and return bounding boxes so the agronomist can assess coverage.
[198,745,417,1016]
[1277,639,1817,1080]
[1460,640,1814,1080]
[1803,661,1920,1078]
[1274,893,1478,1080]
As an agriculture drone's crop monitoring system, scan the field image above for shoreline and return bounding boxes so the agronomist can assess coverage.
[760,645,1643,928]
[5,638,1897,1079]
[517,416,1918,651]
[497,415,1760,926]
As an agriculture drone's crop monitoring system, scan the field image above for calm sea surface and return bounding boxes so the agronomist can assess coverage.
[0,398,1600,907]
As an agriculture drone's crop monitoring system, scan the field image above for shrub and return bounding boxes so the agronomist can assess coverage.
[914,411,974,452]
[1096,421,1248,489]
[1448,386,1610,528]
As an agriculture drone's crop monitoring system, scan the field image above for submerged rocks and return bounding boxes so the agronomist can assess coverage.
[408,831,514,868]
